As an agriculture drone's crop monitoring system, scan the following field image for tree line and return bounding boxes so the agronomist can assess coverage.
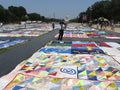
[71,0,120,23]
[1,0,120,24]
[0,5,60,23]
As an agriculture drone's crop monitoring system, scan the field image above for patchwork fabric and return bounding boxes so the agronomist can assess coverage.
[101,47,120,56]
[72,43,98,47]
[0,39,26,49]
[47,41,72,46]
[39,47,71,54]
[95,42,111,47]
[78,65,120,81]
[19,53,120,81]
[0,24,52,37]
[71,41,105,54]
[4,73,120,90]
[3,40,120,90]
[71,47,105,54]
[55,28,120,39]
[105,42,120,48]
[39,41,112,54]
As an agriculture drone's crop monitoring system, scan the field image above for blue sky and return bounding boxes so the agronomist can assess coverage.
[0,0,101,19]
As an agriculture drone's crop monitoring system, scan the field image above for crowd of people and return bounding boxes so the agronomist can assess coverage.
[95,21,115,31]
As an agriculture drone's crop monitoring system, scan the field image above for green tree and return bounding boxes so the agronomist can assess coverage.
[84,0,120,22]
[86,7,92,21]
[0,5,5,22]
[0,4,61,23]
[78,12,86,23]
[28,13,41,21]
[18,6,27,20]
[111,0,120,21]
[8,6,27,21]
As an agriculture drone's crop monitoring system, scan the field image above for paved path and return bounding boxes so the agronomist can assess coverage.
[0,30,58,77]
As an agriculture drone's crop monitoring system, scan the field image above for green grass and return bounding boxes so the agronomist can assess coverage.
[0,48,9,53]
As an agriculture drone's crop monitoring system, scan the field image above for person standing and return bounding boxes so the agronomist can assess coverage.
[96,23,99,29]
[52,22,55,30]
[111,22,115,31]
[0,22,3,28]
[58,21,66,40]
